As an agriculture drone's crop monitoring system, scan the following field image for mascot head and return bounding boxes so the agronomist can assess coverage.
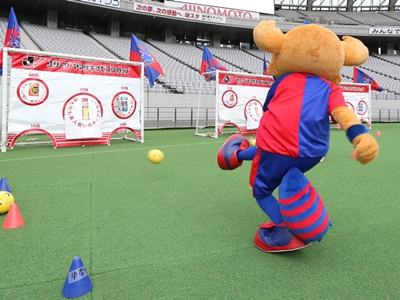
[253,20,369,85]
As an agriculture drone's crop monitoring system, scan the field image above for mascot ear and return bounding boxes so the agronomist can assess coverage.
[341,36,369,66]
[253,20,284,54]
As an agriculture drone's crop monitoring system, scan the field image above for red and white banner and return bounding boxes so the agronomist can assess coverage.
[215,74,371,135]
[164,0,259,20]
[133,3,226,24]
[7,52,143,147]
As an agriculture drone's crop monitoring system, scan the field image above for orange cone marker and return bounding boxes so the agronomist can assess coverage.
[351,149,356,159]
[376,130,381,136]
[2,204,25,229]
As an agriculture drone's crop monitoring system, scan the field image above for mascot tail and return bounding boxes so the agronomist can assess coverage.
[279,167,332,243]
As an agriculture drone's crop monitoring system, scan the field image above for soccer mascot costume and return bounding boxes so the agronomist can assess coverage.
[217,20,379,253]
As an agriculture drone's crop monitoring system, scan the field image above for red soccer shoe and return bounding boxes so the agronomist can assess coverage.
[254,222,311,253]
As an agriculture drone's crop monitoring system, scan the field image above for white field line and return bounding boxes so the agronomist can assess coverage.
[0,140,224,163]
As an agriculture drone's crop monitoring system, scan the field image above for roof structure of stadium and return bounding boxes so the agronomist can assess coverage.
[277,0,399,11]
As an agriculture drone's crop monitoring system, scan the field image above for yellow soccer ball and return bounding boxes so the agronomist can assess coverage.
[0,191,15,214]
[147,149,164,164]
[249,137,256,147]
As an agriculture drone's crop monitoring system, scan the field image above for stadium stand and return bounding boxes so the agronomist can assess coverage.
[0,2,399,102]
[275,10,307,23]
[380,11,400,22]
[21,21,118,60]
[343,11,399,26]
[90,32,177,93]
[298,10,360,25]
[204,46,260,74]
[280,10,400,26]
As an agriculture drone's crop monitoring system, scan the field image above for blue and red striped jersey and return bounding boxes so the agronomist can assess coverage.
[257,73,346,158]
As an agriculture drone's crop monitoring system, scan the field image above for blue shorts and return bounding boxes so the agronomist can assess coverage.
[250,149,321,199]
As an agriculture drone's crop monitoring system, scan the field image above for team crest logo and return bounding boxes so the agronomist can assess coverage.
[362,74,373,84]
[8,32,20,48]
[22,56,46,68]
[223,75,230,83]
[137,44,158,74]
[204,59,224,81]
[206,61,216,73]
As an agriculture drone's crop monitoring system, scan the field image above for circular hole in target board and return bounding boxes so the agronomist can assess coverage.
[221,90,238,108]
[357,100,368,116]
[17,78,49,106]
[244,99,263,122]
[111,91,137,119]
[62,93,103,126]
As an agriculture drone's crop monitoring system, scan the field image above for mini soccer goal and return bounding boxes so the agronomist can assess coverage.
[195,70,273,138]
[195,71,372,138]
[0,48,145,152]
[338,82,372,130]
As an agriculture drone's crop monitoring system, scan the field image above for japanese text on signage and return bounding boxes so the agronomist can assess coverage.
[369,28,400,35]
[82,0,120,8]
[133,3,226,24]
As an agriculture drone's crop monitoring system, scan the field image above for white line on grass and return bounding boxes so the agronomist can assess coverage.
[0,140,224,163]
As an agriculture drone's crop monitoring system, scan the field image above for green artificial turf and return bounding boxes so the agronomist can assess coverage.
[0,124,399,299]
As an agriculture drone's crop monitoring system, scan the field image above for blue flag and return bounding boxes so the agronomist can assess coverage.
[130,34,164,88]
[263,54,268,75]
[0,7,21,76]
[353,67,382,92]
[200,45,227,82]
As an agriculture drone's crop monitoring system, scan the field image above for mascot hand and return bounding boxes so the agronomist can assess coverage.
[352,133,379,164]
[217,134,250,170]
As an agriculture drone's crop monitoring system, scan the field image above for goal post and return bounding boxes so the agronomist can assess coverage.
[195,70,273,138]
[339,83,372,129]
[195,70,218,138]
[195,71,373,137]
[1,47,145,152]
